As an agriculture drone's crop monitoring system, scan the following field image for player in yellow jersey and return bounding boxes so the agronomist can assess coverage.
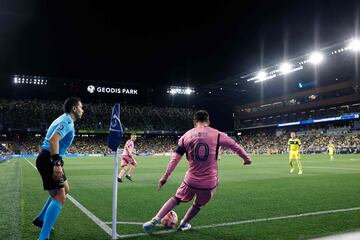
[328,140,335,161]
[288,132,302,175]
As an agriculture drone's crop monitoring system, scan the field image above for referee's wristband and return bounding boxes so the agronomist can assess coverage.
[50,154,63,166]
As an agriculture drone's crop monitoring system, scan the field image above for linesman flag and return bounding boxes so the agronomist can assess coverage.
[108,103,123,151]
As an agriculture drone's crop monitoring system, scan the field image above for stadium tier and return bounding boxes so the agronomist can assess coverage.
[0,99,196,132]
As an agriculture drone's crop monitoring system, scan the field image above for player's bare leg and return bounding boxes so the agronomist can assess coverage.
[126,162,137,181]
[118,165,128,182]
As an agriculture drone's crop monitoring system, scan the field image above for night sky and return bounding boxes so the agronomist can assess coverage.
[0,0,359,87]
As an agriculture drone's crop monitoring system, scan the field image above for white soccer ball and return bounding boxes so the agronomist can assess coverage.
[161,210,178,228]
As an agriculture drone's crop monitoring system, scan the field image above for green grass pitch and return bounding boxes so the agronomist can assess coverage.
[1,154,360,239]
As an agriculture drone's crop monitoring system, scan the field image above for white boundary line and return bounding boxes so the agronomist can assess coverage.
[115,206,360,239]
[23,157,117,238]
[104,221,144,225]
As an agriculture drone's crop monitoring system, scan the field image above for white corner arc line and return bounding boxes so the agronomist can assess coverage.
[23,157,117,238]
[116,206,360,239]
[104,221,144,225]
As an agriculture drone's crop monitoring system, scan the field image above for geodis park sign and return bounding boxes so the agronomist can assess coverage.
[87,85,138,95]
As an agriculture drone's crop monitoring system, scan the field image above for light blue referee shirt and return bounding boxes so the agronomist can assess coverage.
[42,113,75,156]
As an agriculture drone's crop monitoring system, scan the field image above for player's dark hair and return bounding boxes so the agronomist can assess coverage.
[63,97,81,113]
[193,110,209,123]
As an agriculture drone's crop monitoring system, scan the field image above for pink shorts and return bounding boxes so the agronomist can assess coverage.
[175,182,217,207]
[121,155,137,167]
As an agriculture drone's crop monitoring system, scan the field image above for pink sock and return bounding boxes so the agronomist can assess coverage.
[182,205,201,223]
[127,166,136,176]
[155,197,179,220]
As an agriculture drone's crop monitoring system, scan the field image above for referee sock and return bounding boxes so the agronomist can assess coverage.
[38,197,52,221]
[38,200,62,240]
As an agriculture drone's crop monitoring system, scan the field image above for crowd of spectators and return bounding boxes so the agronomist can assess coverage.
[238,125,360,154]
[1,97,359,156]
[2,135,178,155]
[0,144,11,155]
[2,123,359,156]
[0,99,196,132]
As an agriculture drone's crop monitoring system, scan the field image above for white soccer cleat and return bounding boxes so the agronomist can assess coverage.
[177,220,191,231]
[143,218,159,232]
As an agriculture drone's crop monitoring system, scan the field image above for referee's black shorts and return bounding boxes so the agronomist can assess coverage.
[36,149,67,190]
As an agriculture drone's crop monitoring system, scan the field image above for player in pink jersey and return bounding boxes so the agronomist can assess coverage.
[143,110,252,232]
[118,134,137,182]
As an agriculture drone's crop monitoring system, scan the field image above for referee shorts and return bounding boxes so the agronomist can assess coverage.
[36,149,67,190]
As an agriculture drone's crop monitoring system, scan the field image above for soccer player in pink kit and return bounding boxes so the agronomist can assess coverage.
[143,110,252,232]
[118,134,137,182]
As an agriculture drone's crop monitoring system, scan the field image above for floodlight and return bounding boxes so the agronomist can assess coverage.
[256,71,266,80]
[185,88,192,95]
[279,62,292,74]
[309,52,323,65]
[348,39,360,52]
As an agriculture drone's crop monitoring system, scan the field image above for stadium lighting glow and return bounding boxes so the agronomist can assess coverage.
[279,62,292,74]
[12,75,48,86]
[185,88,192,94]
[309,52,324,65]
[256,71,267,81]
[167,86,195,95]
[348,39,360,52]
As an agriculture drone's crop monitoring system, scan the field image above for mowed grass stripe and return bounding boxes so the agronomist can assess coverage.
[0,158,21,240]
[19,154,360,239]
[22,157,114,238]
[21,157,111,240]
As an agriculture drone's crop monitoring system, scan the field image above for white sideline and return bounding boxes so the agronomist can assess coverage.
[23,157,116,238]
[114,206,360,239]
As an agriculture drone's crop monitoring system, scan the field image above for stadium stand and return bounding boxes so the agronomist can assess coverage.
[234,81,360,129]
[1,97,359,156]
[1,121,359,156]
[0,99,196,132]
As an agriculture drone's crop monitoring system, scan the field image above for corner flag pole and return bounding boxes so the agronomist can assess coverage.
[108,104,123,239]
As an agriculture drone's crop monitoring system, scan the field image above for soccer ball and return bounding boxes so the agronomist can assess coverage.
[161,210,178,228]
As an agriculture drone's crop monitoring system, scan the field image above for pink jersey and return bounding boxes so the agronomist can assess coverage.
[122,140,134,156]
[161,126,251,189]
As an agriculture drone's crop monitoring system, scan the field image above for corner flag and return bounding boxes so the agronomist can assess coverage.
[108,103,123,239]
[108,104,123,151]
